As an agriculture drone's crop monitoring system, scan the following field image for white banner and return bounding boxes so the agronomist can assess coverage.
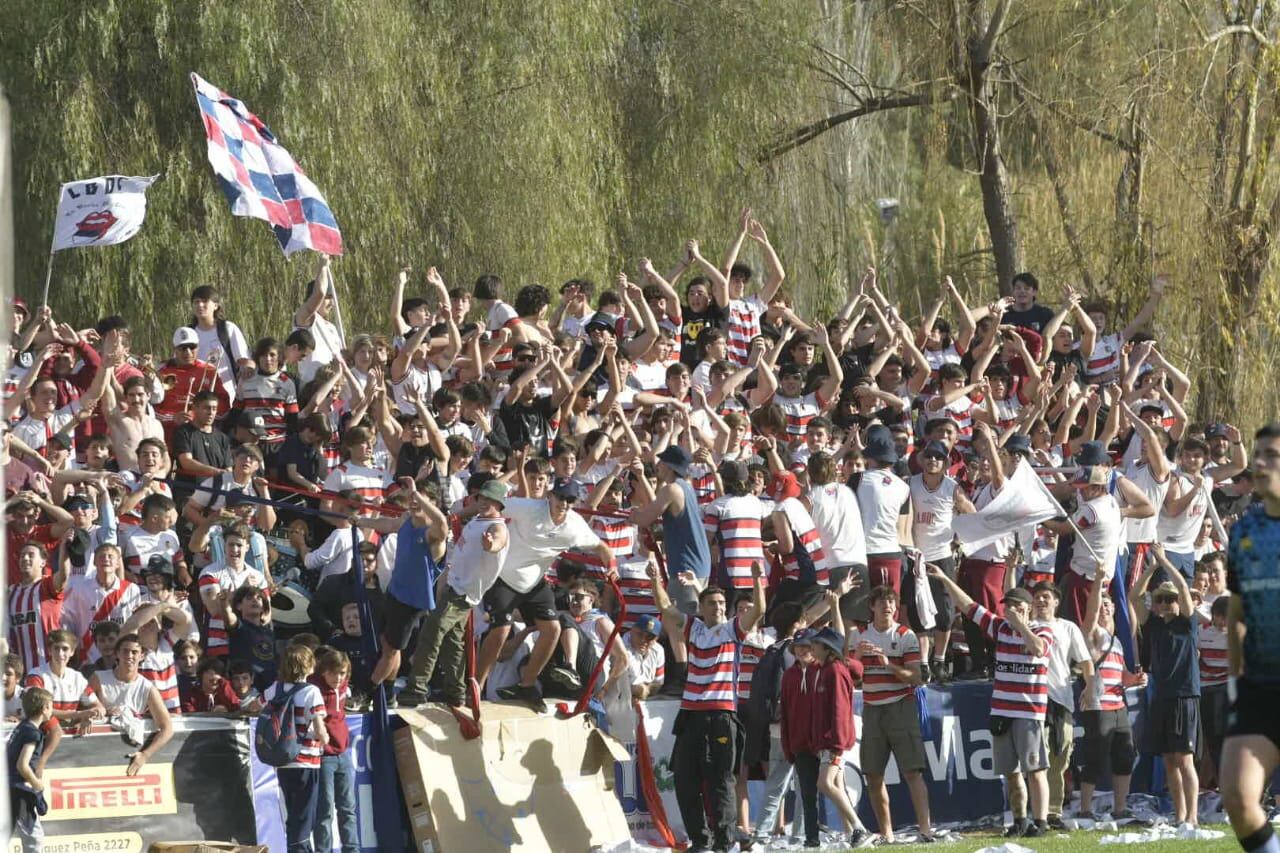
[953,458,1062,556]
[51,174,158,251]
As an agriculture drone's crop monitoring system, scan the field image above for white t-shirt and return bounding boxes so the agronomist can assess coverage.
[1071,493,1124,580]
[295,314,344,387]
[856,468,911,555]
[1123,462,1170,544]
[909,474,959,561]
[1040,617,1091,709]
[500,498,603,593]
[806,482,867,567]
[449,516,510,605]
[194,322,250,403]
[1157,471,1214,552]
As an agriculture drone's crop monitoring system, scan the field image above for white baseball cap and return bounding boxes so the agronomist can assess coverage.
[172,327,199,348]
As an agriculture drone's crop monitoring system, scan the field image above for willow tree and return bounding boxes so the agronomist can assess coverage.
[0,0,824,351]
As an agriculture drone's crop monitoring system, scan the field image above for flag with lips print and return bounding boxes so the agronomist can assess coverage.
[51,175,159,251]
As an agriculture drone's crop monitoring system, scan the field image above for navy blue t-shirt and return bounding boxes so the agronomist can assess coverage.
[1145,614,1200,700]
[230,619,278,691]
[6,719,44,794]
[1228,504,1280,685]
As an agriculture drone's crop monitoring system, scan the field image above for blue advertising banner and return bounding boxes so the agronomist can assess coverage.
[614,681,1149,838]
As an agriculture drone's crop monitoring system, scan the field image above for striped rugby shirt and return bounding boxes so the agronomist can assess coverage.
[235,372,299,446]
[703,494,767,589]
[1086,628,1127,712]
[724,297,764,367]
[140,635,180,713]
[198,563,267,656]
[857,622,921,706]
[968,603,1054,721]
[8,576,64,675]
[775,497,831,586]
[682,615,747,712]
[1197,622,1229,688]
[262,681,327,768]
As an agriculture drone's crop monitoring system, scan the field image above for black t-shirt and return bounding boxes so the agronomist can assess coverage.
[172,425,232,500]
[679,304,728,366]
[498,395,557,458]
[6,718,44,795]
[1144,614,1201,700]
[1046,349,1085,384]
[276,434,321,485]
[1003,304,1056,335]
[229,619,278,692]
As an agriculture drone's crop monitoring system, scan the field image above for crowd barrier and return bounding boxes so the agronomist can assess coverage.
[15,681,1154,851]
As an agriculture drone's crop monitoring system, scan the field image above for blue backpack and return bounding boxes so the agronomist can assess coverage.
[255,683,306,767]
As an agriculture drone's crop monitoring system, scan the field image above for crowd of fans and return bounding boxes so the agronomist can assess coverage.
[4,205,1280,853]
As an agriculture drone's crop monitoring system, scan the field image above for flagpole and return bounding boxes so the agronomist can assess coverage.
[40,249,55,308]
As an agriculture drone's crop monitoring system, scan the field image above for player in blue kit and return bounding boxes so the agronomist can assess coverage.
[1220,423,1280,853]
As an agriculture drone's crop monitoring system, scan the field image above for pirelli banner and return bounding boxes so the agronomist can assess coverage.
[8,718,256,852]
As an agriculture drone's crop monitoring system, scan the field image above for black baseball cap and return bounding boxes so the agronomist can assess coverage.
[550,477,583,502]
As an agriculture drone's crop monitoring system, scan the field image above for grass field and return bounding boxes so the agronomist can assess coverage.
[828,825,1242,852]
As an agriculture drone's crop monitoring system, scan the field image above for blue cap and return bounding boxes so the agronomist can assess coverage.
[550,477,584,502]
[656,445,692,477]
[863,424,898,464]
[812,627,846,656]
[633,615,662,637]
[792,628,818,645]
[1075,440,1110,467]
[920,440,950,461]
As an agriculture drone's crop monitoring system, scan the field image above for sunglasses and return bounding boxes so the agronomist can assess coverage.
[568,593,592,602]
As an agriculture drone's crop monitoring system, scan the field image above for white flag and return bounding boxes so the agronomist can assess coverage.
[51,175,159,251]
[952,458,1062,556]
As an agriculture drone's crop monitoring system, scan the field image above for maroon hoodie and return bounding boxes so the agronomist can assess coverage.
[811,657,861,753]
[779,663,818,762]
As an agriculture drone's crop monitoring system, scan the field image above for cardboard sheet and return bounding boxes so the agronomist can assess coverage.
[394,703,631,852]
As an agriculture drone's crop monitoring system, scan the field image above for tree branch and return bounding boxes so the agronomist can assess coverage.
[975,0,1014,64]
[1204,24,1277,49]
[760,89,953,162]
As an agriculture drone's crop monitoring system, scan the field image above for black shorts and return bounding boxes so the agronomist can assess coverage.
[928,557,957,624]
[1227,679,1280,750]
[1079,708,1136,784]
[484,577,558,626]
[1143,696,1199,756]
[382,593,428,651]
[1201,683,1230,747]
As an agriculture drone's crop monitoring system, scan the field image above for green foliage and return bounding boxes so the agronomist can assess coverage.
[1,0,818,349]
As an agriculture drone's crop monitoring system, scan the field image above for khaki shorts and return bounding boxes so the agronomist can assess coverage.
[860,695,928,776]
[992,717,1048,775]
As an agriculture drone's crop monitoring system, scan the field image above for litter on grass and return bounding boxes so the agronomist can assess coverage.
[1099,825,1226,844]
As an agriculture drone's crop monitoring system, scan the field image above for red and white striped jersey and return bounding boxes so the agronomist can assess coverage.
[140,635,180,713]
[122,528,183,576]
[969,603,1054,721]
[725,297,763,367]
[736,627,776,702]
[616,555,658,629]
[858,622,921,705]
[589,513,636,560]
[262,681,327,768]
[62,575,143,663]
[1087,629,1127,712]
[487,301,523,375]
[681,616,746,712]
[689,463,719,507]
[323,462,391,515]
[117,473,173,526]
[25,665,93,715]
[1198,622,1229,688]
[1086,333,1122,380]
[775,497,830,586]
[659,315,683,366]
[773,391,825,439]
[8,576,65,674]
[197,563,268,656]
[236,372,299,446]
[703,495,767,589]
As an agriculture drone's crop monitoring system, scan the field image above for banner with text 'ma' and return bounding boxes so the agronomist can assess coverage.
[51,174,158,251]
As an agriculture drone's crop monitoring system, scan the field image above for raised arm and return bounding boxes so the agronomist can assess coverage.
[720,207,752,282]
[294,254,331,328]
[747,219,786,304]
[690,239,730,309]
[1119,275,1165,343]
[944,276,977,352]
[390,267,412,338]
